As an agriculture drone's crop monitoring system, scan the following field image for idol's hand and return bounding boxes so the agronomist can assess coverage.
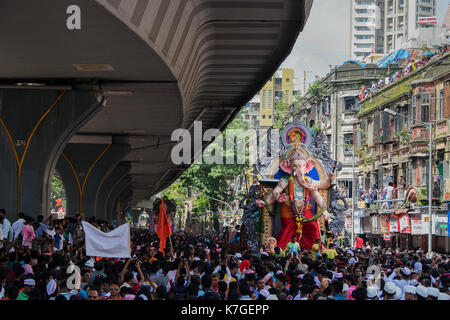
[328,173,336,183]
[278,193,287,203]
[256,200,265,208]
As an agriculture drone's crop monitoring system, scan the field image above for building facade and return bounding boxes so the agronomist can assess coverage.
[351,0,385,60]
[356,53,450,252]
[259,68,298,128]
[351,0,438,60]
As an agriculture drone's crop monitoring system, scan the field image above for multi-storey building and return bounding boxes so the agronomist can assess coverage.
[351,0,385,60]
[351,0,438,60]
[242,95,260,128]
[355,53,450,252]
[385,0,437,52]
[259,68,298,127]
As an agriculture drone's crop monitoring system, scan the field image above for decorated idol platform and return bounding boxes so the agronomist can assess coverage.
[240,122,347,254]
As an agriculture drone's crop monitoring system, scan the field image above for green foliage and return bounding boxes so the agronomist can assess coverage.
[273,101,291,130]
[394,130,410,146]
[50,176,66,210]
[308,81,325,98]
[162,113,250,213]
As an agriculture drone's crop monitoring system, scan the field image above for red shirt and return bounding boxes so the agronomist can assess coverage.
[239,260,250,272]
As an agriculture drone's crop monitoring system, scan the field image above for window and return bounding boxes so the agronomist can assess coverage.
[262,90,267,108]
[421,94,430,123]
[439,90,444,120]
[355,34,374,39]
[355,26,371,31]
[411,95,417,125]
[344,97,356,112]
[344,134,354,153]
[268,90,273,108]
[355,43,372,48]
[285,90,290,103]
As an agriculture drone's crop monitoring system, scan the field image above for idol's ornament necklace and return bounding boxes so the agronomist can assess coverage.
[289,173,311,238]
[289,173,326,238]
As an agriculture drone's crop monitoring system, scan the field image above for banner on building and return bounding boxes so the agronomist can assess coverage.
[398,213,411,234]
[379,215,389,234]
[383,233,391,241]
[418,16,437,25]
[411,214,424,235]
[389,215,399,233]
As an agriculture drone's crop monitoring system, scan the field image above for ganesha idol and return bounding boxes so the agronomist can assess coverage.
[256,123,336,251]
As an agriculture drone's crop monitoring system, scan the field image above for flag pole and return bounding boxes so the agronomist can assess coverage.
[169,234,174,252]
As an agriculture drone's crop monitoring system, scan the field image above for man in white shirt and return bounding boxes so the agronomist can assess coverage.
[11,212,25,240]
[0,209,12,242]
[383,182,394,208]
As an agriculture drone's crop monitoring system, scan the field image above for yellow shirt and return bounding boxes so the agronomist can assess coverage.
[326,249,337,260]
[311,244,320,261]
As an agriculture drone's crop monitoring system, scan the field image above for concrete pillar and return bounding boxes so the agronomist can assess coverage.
[95,164,130,220]
[0,88,104,221]
[55,143,130,218]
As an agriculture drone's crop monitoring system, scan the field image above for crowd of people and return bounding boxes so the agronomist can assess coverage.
[356,181,400,209]
[0,208,449,301]
[358,46,449,101]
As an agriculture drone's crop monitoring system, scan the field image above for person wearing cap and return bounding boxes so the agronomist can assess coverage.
[427,287,440,300]
[84,259,95,269]
[384,266,410,292]
[367,286,379,300]
[403,285,416,300]
[17,278,35,300]
[383,282,398,300]
[416,285,429,300]
[438,292,450,300]
[393,286,403,300]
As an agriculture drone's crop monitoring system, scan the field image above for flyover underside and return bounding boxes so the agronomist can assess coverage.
[0,0,311,216]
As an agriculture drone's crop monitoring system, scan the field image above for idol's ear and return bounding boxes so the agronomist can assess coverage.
[305,159,316,173]
[280,160,292,174]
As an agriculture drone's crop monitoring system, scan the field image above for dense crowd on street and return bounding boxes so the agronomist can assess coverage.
[0,209,449,301]
[358,46,449,101]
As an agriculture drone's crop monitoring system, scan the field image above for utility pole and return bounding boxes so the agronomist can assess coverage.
[352,145,355,248]
[428,122,433,253]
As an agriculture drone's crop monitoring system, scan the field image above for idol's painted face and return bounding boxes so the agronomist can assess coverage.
[290,159,306,175]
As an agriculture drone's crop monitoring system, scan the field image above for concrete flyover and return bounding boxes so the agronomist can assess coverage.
[0,0,313,221]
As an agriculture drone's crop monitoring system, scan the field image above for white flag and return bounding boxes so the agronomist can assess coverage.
[81,222,131,258]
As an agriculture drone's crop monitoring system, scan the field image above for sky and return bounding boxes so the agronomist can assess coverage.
[280,0,450,94]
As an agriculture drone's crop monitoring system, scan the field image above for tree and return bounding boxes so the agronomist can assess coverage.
[50,176,66,210]
[162,112,251,214]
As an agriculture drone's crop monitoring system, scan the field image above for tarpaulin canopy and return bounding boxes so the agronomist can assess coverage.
[377,48,410,68]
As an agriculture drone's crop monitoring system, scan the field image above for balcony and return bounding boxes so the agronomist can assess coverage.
[435,119,449,140]
[411,125,430,142]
